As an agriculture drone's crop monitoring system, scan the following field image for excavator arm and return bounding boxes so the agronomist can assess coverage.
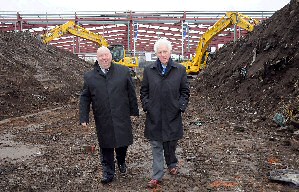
[40,21,138,68]
[182,12,259,75]
[41,21,109,47]
[41,21,73,44]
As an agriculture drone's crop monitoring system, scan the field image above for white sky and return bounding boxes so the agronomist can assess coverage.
[0,0,291,12]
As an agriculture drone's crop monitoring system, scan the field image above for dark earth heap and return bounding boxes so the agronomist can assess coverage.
[0,33,89,120]
[197,0,298,119]
[0,0,298,191]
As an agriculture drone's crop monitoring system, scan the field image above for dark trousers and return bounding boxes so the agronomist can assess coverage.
[163,140,178,168]
[100,146,128,178]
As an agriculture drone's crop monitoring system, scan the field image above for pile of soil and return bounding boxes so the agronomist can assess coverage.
[0,0,298,191]
[0,31,90,120]
[196,0,299,119]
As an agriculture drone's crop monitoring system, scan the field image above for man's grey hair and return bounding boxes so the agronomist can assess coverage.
[154,38,172,53]
[97,46,111,54]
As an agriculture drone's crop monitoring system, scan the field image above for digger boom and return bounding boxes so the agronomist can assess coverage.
[41,21,109,47]
[41,21,138,68]
[182,12,260,75]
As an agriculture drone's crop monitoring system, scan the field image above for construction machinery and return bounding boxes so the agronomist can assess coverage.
[41,21,138,68]
[181,12,260,75]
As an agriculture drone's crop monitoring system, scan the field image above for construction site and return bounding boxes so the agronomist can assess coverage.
[0,0,298,191]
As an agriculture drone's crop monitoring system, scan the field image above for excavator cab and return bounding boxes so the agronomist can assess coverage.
[108,44,138,68]
[108,44,138,79]
[108,44,125,62]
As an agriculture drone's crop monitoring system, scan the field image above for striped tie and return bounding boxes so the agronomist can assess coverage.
[162,67,166,75]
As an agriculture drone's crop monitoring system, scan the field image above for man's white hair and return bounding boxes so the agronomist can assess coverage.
[154,38,172,53]
[97,46,110,54]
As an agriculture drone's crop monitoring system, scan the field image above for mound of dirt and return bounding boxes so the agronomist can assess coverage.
[0,31,91,120]
[196,0,298,121]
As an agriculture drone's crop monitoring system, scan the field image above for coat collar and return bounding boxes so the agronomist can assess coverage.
[94,61,115,71]
[94,61,115,76]
[150,58,179,70]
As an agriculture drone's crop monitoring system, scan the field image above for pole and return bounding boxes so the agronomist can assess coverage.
[127,22,130,52]
[234,14,238,42]
[181,21,184,58]
[134,38,136,57]
[234,24,237,42]
[133,22,138,57]
[187,24,190,53]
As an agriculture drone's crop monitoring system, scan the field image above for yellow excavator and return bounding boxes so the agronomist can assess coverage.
[182,12,260,75]
[40,20,138,68]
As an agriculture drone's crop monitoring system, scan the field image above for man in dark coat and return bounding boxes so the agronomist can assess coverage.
[79,46,139,184]
[140,38,190,188]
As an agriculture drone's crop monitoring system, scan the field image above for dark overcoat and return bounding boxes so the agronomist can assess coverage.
[80,62,139,148]
[140,58,190,142]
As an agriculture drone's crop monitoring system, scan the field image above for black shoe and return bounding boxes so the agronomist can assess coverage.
[118,163,127,174]
[101,176,114,184]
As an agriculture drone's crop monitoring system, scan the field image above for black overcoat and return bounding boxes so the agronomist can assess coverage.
[80,62,139,148]
[140,58,190,142]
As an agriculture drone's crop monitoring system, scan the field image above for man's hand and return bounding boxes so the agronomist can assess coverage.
[81,122,88,126]
[81,122,89,132]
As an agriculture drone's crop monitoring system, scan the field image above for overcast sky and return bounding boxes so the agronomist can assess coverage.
[0,0,291,13]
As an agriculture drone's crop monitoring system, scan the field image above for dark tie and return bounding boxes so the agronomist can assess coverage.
[162,67,166,75]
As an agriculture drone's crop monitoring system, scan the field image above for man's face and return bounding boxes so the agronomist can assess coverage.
[156,44,171,65]
[97,49,112,69]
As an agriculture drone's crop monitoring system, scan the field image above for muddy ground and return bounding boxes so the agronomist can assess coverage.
[0,0,299,191]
